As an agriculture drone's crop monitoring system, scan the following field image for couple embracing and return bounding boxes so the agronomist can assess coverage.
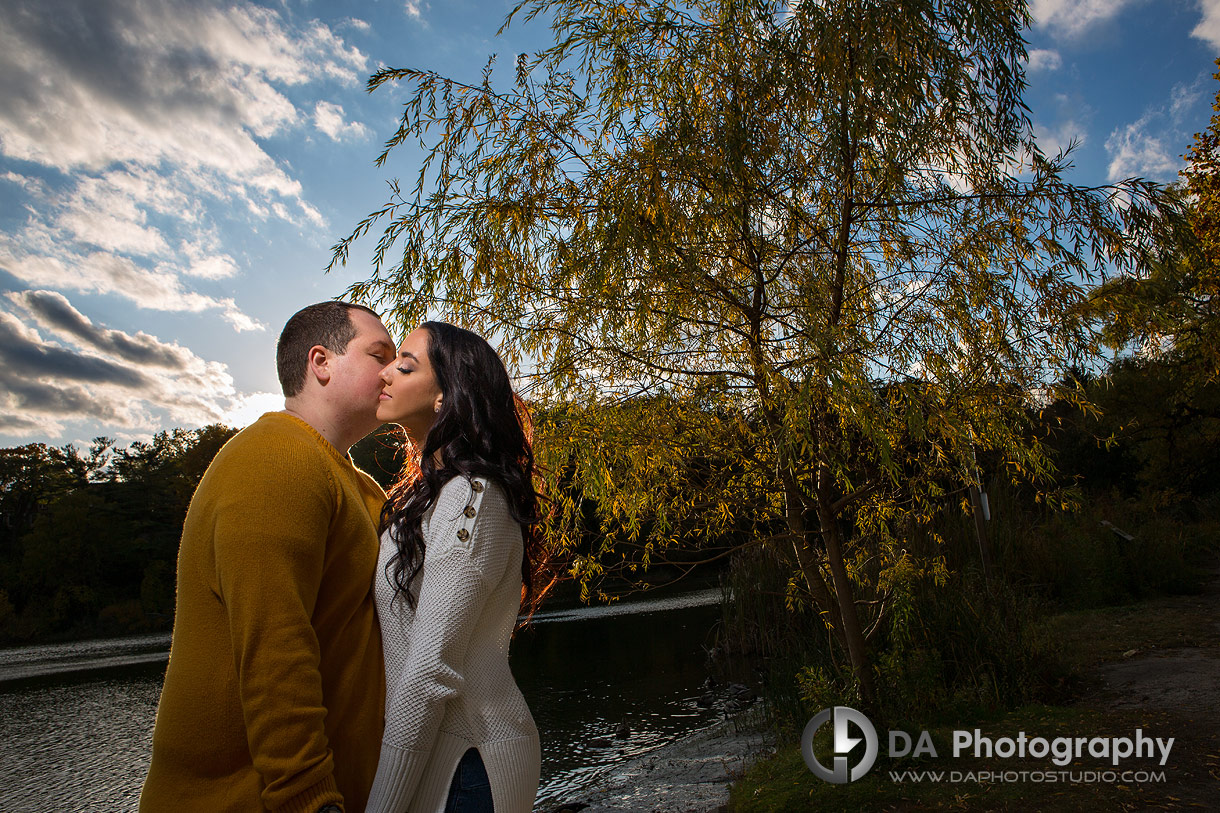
[139,302,546,813]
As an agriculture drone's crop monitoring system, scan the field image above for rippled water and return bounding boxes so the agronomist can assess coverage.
[0,666,164,811]
[0,587,726,811]
[516,588,725,807]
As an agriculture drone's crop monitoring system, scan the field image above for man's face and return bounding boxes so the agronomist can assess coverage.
[326,309,396,433]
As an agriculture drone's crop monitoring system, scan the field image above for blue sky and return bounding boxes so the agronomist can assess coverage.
[0,0,1217,448]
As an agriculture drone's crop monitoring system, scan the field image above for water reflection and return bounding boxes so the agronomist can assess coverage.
[0,665,164,812]
[0,588,725,811]
[514,589,724,806]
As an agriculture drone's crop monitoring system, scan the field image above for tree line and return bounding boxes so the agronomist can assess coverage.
[2,351,1215,646]
[0,427,238,642]
[0,426,409,643]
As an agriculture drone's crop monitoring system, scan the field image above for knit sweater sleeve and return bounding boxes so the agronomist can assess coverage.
[211,434,343,813]
[365,477,516,813]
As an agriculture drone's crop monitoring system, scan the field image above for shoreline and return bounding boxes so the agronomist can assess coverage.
[0,631,171,684]
[546,708,773,813]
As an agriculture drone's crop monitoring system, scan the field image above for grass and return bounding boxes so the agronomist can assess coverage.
[1040,589,1219,673]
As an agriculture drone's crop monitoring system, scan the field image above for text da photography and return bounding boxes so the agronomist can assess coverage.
[801,706,1175,785]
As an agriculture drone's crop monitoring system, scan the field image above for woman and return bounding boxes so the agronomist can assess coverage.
[366,321,547,813]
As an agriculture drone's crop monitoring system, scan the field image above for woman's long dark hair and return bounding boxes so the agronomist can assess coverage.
[380,321,551,619]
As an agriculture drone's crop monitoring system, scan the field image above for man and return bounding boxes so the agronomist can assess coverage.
[141,301,396,813]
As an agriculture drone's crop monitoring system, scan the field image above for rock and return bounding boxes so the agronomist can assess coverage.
[588,737,612,748]
[615,719,630,738]
[573,707,771,813]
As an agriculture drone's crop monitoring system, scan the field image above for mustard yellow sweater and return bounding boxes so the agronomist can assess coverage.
[141,412,386,813]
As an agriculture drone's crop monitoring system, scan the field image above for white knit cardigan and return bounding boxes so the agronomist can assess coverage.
[366,476,540,813]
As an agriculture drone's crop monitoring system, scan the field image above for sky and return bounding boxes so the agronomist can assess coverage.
[0,0,1218,449]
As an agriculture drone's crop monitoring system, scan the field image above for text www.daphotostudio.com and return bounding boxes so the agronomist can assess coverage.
[801,706,1173,786]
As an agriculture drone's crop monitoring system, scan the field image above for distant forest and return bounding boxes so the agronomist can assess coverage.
[0,423,404,644]
[1,355,1217,645]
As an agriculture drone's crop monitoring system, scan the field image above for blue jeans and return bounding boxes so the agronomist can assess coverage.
[444,748,494,813]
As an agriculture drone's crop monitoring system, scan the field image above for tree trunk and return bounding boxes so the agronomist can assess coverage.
[815,487,876,709]
[782,476,844,642]
[780,431,877,709]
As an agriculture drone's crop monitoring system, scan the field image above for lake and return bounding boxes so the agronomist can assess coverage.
[0,586,727,811]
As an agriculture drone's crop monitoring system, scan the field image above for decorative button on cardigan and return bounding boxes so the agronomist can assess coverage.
[366,476,540,813]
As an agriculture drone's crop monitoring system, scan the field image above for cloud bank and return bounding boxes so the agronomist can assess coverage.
[0,291,242,438]
[0,0,368,328]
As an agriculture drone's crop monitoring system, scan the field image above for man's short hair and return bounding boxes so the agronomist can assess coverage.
[277,301,382,397]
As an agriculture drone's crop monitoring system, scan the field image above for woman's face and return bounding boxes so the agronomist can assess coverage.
[377,327,443,442]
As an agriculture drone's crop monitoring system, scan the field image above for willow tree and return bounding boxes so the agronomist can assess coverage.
[1094,58,1219,382]
[333,0,1178,705]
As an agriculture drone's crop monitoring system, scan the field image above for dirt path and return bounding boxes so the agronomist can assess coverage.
[1075,565,1220,809]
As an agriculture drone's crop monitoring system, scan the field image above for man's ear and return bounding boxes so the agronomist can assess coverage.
[306,345,332,385]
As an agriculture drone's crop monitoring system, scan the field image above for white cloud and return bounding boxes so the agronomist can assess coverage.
[1169,81,1204,122]
[221,308,266,333]
[0,293,243,438]
[0,1,363,178]
[1193,0,1220,50]
[1,171,48,194]
[299,200,326,229]
[185,255,240,280]
[314,101,371,142]
[0,239,264,331]
[54,174,172,257]
[180,237,240,280]
[1105,80,1204,182]
[1106,113,1179,181]
[1027,49,1062,73]
[1035,118,1087,158]
[0,0,364,336]
[1030,0,1136,38]
[222,391,286,429]
[405,1,426,20]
